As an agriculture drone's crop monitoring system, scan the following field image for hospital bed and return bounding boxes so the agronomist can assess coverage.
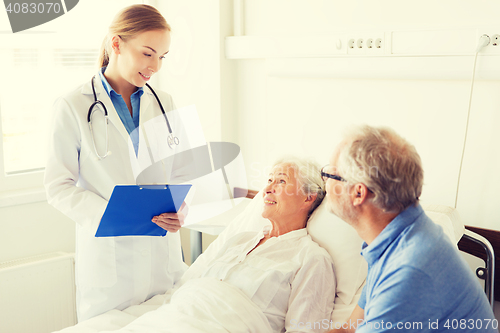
[54,188,492,333]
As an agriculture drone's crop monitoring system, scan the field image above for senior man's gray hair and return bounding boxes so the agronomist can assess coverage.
[272,157,325,217]
[338,125,424,214]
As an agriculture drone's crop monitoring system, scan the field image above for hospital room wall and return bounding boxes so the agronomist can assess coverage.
[0,202,74,263]
[228,0,500,232]
[151,0,236,263]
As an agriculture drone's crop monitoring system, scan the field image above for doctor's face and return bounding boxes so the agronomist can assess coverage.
[115,29,171,88]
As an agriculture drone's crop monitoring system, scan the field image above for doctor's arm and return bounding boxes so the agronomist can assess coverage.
[44,97,108,228]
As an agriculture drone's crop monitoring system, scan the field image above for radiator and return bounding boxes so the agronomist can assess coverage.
[0,252,77,333]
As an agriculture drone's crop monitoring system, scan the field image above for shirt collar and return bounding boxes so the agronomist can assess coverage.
[98,67,144,98]
[279,228,308,240]
[262,226,308,241]
[360,203,424,265]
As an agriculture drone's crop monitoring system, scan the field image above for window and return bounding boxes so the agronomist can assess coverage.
[0,0,144,196]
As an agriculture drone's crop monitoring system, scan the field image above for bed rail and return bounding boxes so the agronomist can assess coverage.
[460,229,496,309]
[458,225,500,308]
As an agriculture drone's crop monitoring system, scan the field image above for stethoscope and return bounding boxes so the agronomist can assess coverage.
[87,75,180,160]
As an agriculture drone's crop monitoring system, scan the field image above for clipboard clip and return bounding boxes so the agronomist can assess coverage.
[137,184,169,190]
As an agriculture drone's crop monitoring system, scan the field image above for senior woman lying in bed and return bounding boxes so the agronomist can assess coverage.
[58,157,336,333]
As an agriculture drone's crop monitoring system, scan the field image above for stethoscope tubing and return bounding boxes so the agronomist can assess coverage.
[87,75,179,159]
[145,82,173,135]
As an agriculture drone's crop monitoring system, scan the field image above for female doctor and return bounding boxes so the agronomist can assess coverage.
[44,4,190,322]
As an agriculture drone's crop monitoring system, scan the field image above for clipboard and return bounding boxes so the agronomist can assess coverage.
[95,184,192,237]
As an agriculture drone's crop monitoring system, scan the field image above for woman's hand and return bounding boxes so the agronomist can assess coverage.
[152,202,187,233]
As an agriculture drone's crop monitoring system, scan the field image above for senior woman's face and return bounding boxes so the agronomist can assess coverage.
[261,164,309,223]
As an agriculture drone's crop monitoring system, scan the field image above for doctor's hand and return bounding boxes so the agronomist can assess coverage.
[152,202,187,233]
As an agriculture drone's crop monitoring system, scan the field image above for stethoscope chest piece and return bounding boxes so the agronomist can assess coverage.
[167,133,180,148]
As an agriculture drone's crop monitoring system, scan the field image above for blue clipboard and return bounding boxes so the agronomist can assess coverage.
[95,184,192,237]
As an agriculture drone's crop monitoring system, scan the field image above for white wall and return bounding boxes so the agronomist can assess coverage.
[157,0,236,143]
[230,0,500,231]
[0,202,74,262]
[243,0,500,33]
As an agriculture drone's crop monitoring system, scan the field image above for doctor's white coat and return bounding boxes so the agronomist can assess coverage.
[44,76,190,322]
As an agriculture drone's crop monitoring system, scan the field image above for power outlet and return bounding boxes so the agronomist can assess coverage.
[477,32,500,53]
[347,34,384,55]
[492,34,500,47]
[366,38,374,49]
[348,39,355,50]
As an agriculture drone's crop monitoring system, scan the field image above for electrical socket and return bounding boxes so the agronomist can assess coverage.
[356,38,364,49]
[477,32,500,53]
[366,38,374,49]
[347,34,384,55]
[492,34,500,47]
[348,39,355,50]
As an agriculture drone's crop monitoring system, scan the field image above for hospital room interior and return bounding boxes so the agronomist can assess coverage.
[1,0,500,331]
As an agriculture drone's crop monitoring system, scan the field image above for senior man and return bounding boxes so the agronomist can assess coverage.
[324,125,497,333]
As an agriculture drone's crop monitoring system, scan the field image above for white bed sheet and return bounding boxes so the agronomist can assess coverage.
[56,278,273,333]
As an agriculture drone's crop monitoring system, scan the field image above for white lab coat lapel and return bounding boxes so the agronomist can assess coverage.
[81,75,131,145]
[135,86,163,183]
[139,86,154,126]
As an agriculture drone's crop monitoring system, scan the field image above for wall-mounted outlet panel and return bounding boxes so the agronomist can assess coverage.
[392,29,476,55]
[347,33,385,55]
[391,28,500,55]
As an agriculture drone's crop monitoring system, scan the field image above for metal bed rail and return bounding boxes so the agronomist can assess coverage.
[461,229,496,310]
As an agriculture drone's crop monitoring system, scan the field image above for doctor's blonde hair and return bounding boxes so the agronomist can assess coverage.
[98,4,171,68]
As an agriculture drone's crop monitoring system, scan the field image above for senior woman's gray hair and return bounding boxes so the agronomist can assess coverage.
[272,157,325,217]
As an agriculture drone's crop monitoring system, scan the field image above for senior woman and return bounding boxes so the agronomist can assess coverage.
[173,157,336,332]
[57,157,335,333]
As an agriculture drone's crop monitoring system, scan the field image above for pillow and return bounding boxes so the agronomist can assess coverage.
[421,203,464,245]
[307,201,367,306]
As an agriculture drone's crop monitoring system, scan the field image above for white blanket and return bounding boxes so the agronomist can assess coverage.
[61,277,273,333]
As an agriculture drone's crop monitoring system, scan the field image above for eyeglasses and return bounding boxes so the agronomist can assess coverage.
[321,166,374,193]
[321,166,347,183]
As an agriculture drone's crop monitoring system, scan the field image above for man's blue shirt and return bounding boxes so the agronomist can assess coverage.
[357,204,497,333]
[99,67,143,154]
